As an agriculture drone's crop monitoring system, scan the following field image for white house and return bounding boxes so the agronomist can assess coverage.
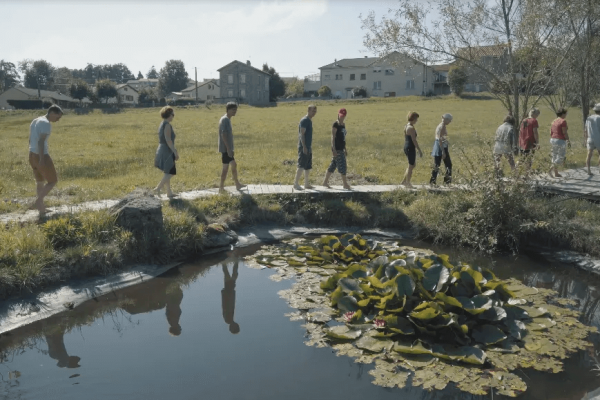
[180,80,220,101]
[317,52,436,99]
[107,84,139,105]
[125,78,158,91]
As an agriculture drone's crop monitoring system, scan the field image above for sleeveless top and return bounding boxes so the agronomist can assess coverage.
[155,120,176,173]
[404,123,416,150]
[332,121,346,150]
[158,120,176,146]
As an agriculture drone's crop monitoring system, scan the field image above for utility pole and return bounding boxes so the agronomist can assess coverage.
[195,67,198,104]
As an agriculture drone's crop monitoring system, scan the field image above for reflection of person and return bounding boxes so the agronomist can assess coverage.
[294,105,318,190]
[45,326,80,368]
[166,284,184,336]
[493,115,517,172]
[154,106,179,198]
[219,102,246,193]
[221,262,240,334]
[323,108,352,190]
[430,113,453,185]
[584,104,600,176]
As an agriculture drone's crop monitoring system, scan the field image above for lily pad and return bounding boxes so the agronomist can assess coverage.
[383,315,415,335]
[394,274,415,297]
[422,264,450,292]
[325,325,362,340]
[355,336,392,353]
[338,278,363,294]
[338,296,359,313]
[472,325,507,345]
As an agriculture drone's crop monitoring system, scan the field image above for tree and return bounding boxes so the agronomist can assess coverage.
[95,79,118,104]
[157,60,189,96]
[448,67,468,97]
[0,60,20,92]
[19,59,55,90]
[147,66,158,79]
[262,63,286,101]
[68,79,91,104]
[138,88,158,104]
[137,71,144,80]
[318,85,332,97]
[285,78,304,98]
[352,86,367,98]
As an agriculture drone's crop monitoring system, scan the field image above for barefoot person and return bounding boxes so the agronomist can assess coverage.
[401,111,423,188]
[493,114,517,173]
[219,102,245,193]
[294,105,317,190]
[585,104,600,175]
[323,108,351,190]
[154,106,178,198]
[549,108,570,178]
[28,105,63,214]
[429,113,453,185]
[518,108,540,171]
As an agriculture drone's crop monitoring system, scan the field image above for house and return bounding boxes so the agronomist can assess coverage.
[107,84,139,105]
[317,51,436,99]
[303,73,321,96]
[125,78,159,91]
[180,80,220,102]
[0,86,81,109]
[456,44,509,92]
[431,64,453,95]
[217,60,270,105]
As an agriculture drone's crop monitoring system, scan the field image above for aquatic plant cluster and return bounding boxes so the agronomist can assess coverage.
[246,234,596,397]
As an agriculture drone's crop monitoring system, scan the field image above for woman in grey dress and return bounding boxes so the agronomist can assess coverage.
[493,114,516,172]
[154,106,179,198]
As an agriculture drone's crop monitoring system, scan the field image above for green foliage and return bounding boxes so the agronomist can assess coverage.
[352,86,367,97]
[318,85,332,97]
[68,79,91,102]
[95,79,118,104]
[158,60,189,97]
[138,88,158,104]
[262,63,285,101]
[137,71,143,80]
[19,59,55,90]
[285,78,304,98]
[147,66,158,79]
[0,60,20,91]
[448,67,468,97]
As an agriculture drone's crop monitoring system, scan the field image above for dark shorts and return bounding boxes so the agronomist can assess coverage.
[169,154,177,175]
[297,148,312,170]
[520,149,535,156]
[327,151,347,175]
[404,146,416,166]
[221,152,235,164]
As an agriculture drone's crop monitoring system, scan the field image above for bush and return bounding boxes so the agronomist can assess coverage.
[352,87,367,97]
[318,85,332,97]
[448,67,468,97]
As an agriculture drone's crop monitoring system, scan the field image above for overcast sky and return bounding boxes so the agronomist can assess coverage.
[1,0,407,80]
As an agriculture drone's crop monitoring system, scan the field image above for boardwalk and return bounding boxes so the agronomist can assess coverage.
[533,167,600,201]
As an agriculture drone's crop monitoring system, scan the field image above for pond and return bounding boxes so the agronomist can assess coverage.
[1,238,599,400]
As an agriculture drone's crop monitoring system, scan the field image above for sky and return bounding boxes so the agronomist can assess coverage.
[0,0,406,80]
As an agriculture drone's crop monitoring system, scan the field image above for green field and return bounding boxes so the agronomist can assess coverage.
[0,95,588,210]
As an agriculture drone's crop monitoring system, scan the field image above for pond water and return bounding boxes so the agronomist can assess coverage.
[1,239,600,400]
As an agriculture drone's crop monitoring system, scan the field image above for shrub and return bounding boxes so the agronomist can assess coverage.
[352,87,367,97]
[448,67,468,97]
[318,85,332,97]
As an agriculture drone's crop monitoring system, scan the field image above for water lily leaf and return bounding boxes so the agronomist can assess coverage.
[338,296,359,313]
[456,296,491,315]
[346,264,367,279]
[368,368,409,389]
[504,305,530,320]
[339,233,355,248]
[385,264,400,280]
[506,319,527,340]
[375,292,395,309]
[388,259,407,268]
[325,325,362,340]
[339,278,363,294]
[479,306,507,322]
[431,344,487,365]
[355,336,392,353]
[472,325,507,345]
[330,286,344,307]
[507,298,527,305]
[307,311,332,323]
[357,298,371,307]
[320,273,345,290]
[435,292,463,309]
[393,340,432,355]
[320,235,340,248]
[287,258,305,267]
[394,274,415,297]
[404,251,416,266]
[410,306,441,321]
[507,284,538,296]
[519,306,548,318]
[367,276,385,289]
[383,315,415,335]
[422,264,450,292]
[460,268,484,292]
[480,268,497,281]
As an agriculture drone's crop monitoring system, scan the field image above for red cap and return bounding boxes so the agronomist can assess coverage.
[338,108,347,116]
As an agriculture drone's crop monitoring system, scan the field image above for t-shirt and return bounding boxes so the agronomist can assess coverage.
[332,121,346,150]
[298,116,313,151]
[519,118,538,150]
[29,116,51,154]
[550,118,567,140]
[586,115,600,145]
[218,115,233,153]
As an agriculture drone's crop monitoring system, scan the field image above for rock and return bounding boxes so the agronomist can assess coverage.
[110,189,163,236]
[203,223,238,249]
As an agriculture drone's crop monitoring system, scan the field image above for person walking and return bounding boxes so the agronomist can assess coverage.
[519,108,540,170]
[585,104,600,175]
[493,115,517,172]
[400,111,423,188]
[28,105,63,214]
[429,113,453,185]
[294,105,317,190]
[322,108,351,190]
[218,102,246,193]
[549,108,570,178]
[154,106,178,198]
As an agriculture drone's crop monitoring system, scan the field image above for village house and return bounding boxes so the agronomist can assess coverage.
[107,84,139,105]
[457,44,509,92]
[217,60,270,105]
[315,51,436,99]
[431,64,453,95]
[125,78,159,91]
[180,79,220,102]
[0,86,83,109]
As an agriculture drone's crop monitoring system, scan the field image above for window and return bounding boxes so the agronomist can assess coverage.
[360,73,366,80]
[335,74,343,80]
[324,74,330,80]
[228,74,233,84]
[257,90,261,99]
[373,81,381,90]
[126,95,133,101]
[228,89,234,97]
[385,69,395,76]
[265,77,269,90]
[240,74,246,84]
[406,79,415,90]
[241,89,246,98]
[405,68,412,76]
[124,87,128,91]
[350,74,355,81]
[373,67,381,73]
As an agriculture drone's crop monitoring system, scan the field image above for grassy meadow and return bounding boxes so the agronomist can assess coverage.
[0,94,589,211]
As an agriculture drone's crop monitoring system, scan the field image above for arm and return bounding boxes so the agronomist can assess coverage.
[331,126,337,156]
[300,127,308,155]
[220,121,233,157]
[563,124,570,147]
[440,125,447,158]
[164,124,179,160]
[533,127,539,148]
[38,133,48,165]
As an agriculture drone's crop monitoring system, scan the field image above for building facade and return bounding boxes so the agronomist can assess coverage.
[217,61,270,105]
[108,84,139,105]
[125,79,159,91]
[180,80,220,101]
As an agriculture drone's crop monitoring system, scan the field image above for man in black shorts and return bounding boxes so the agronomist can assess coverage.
[294,105,317,190]
[218,102,246,193]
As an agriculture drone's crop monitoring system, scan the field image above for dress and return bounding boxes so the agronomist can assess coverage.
[154,120,176,175]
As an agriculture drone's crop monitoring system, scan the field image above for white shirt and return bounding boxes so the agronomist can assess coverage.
[586,114,600,145]
[29,116,51,154]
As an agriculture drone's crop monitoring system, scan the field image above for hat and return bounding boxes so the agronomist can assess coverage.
[338,108,347,116]
[593,103,600,112]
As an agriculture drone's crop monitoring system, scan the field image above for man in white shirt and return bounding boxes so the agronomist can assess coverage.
[28,105,63,213]
[585,103,600,176]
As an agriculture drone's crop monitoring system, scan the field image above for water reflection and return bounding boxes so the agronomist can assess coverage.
[44,326,80,369]
[221,261,240,334]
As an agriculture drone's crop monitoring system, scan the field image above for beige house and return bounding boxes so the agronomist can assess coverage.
[0,86,81,109]
[180,80,220,101]
[457,44,509,92]
[318,52,436,98]
[107,84,139,105]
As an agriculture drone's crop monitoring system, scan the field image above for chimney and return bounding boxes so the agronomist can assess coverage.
[246,60,251,66]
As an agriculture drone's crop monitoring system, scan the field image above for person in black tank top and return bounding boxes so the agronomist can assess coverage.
[401,111,423,188]
[322,108,352,190]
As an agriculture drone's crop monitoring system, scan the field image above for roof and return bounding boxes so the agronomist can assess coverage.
[319,56,379,69]
[217,60,271,76]
[181,80,220,92]
[432,63,455,72]
[126,79,158,84]
[456,44,508,60]
[11,86,75,102]
[116,84,139,92]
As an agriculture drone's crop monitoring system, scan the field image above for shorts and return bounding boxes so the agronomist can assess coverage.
[297,148,312,170]
[520,148,535,156]
[29,152,57,183]
[404,146,416,166]
[327,150,347,175]
[221,152,235,164]
[550,138,566,165]
[587,140,600,151]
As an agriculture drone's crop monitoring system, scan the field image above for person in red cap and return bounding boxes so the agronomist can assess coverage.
[322,108,351,190]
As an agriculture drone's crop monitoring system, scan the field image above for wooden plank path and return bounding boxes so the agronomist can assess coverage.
[1,166,599,225]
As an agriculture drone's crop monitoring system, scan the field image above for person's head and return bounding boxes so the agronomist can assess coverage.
[529,108,540,118]
[407,111,419,125]
[338,108,347,122]
[593,103,600,115]
[46,105,63,122]
[160,106,174,121]
[504,114,516,125]
[229,322,240,334]
[442,113,452,125]
[307,104,317,119]
[226,102,238,117]
[556,108,568,118]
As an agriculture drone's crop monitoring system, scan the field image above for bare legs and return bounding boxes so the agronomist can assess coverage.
[294,168,312,190]
[322,171,351,190]
[494,154,516,175]
[154,173,174,198]
[220,160,245,193]
[586,149,599,176]
[401,164,415,188]
[30,181,56,214]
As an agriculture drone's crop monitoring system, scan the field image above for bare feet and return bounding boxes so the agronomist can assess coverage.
[322,181,331,188]
[588,170,594,176]
[343,185,352,190]
[548,171,555,179]
[304,184,315,189]
[167,191,176,199]
[218,188,226,194]
[293,184,303,190]
[555,172,563,178]
[235,183,247,190]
